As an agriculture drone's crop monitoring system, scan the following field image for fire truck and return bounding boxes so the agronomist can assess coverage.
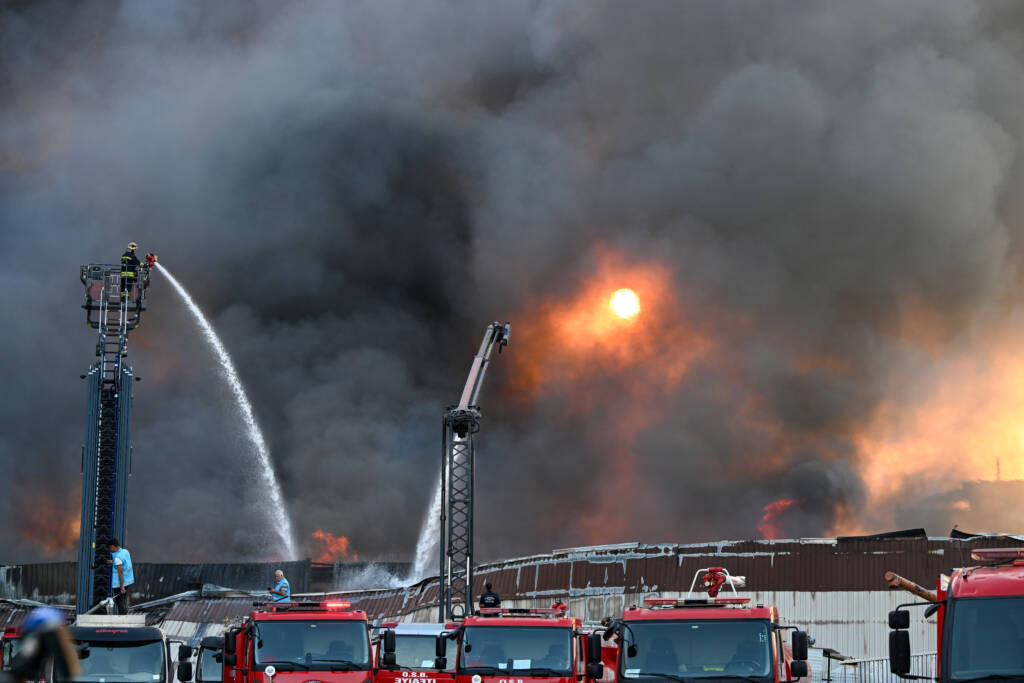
[441,603,605,683]
[602,568,810,683]
[56,615,185,683]
[375,623,454,683]
[1,628,21,672]
[219,601,372,683]
[888,547,1024,682]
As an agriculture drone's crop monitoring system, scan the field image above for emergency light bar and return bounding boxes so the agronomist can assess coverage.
[254,601,356,612]
[381,621,399,629]
[479,602,568,617]
[971,548,1024,562]
[643,596,751,608]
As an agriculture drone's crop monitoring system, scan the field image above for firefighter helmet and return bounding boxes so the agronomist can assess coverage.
[127,242,138,250]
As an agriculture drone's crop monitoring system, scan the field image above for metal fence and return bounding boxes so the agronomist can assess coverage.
[820,652,936,683]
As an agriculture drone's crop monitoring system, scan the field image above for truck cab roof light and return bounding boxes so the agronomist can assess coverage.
[642,596,751,609]
[381,621,399,629]
[970,548,1024,562]
[479,603,568,618]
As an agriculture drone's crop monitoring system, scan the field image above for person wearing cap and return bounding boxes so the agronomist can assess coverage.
[479,582,500,609]
[106,538,134,614]
[120,242,141,300]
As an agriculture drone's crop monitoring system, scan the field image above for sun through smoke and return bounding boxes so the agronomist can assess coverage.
[610,288,641,319]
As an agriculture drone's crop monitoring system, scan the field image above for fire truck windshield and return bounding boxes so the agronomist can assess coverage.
[947,597,1024,680]
[56,641,165,683]
[622,620,772,680]
[393,635,446,670]
[254,620,369,670]
[2,638,21,671]
[459,626,572,675]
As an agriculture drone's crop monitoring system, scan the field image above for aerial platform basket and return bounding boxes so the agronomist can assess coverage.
[80,263,151,329]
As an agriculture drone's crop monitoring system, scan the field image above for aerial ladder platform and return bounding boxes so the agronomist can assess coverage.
[75,262,152,614]
[439,321,510,620]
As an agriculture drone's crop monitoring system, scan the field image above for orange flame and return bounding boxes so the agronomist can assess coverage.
[758,499,795,539]
[311,529,357,562]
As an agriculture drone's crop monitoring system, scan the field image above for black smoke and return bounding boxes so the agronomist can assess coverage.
[2,0,1023,562]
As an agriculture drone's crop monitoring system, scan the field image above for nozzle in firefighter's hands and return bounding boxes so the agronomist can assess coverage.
[145,253,157,267]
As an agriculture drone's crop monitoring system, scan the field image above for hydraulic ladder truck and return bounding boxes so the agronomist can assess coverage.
[75,261,152,614]
[439,322,510,621]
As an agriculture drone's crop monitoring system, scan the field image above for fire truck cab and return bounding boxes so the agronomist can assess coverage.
[445,604,604,683]
[374,623,455,683]
[1,628,21,672]
[221,602,372,683]
[889,548,1024,682]
[603,568,810,683]
[59,615,179,683]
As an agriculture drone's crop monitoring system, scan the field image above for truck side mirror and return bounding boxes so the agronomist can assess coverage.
[201,636,223,649]
[223,654,237,668]
[179,645,194,659]
[435,635,447,659]
[587,633,602,664]
[627,645,638,658]
[889,631,911,675]
[434,657,447,670]
[789,661,808,679]
[586,663,604,680]
[383,630,396,655]
[888,609,910,630]
[177,661,194,683]
[791,631,808,661]
[224,630,237,655]
[382,653,397,668]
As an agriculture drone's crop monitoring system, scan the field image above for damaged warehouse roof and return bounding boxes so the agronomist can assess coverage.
[151,532,1024,626]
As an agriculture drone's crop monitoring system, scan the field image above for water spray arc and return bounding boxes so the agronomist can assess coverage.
[438,321,510,620]
[156,263,298,559]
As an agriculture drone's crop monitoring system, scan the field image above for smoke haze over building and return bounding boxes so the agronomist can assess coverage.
[3,1,1024,562]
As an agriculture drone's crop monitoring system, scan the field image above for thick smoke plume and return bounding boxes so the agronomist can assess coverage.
[3,1,1024,562]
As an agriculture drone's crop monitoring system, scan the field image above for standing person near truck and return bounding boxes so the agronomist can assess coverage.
[479,582,500,608]
[268,570,290,602]
[106,538,134,614]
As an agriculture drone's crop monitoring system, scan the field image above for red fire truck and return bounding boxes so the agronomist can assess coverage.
[220,601,372,683]
[888,547,1024,682]
[374,622,455,683]
[442,604,605,683]
[1,628,21,673]
[602,568,810,683]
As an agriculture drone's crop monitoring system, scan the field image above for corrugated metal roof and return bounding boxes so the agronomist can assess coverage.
[149,534,1024,625]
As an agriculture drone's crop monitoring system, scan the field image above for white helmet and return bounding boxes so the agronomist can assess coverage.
[127,242,138,250]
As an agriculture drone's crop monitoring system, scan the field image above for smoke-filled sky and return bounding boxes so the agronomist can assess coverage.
[4,0,1024,563]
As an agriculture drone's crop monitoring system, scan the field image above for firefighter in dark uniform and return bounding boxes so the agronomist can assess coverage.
[480,582,501,608]
[120,242,141,300]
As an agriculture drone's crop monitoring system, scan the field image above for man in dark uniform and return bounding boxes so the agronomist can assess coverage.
[120,242,141,301]
[479,582,501,608]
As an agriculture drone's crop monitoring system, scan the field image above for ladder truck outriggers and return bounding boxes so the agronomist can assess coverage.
[601,568,810,683]
[439,603,606,683]
[887,547,1024,682]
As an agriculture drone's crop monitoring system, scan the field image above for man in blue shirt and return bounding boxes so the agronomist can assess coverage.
[269,570,290,602]
[106,538,134,614]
